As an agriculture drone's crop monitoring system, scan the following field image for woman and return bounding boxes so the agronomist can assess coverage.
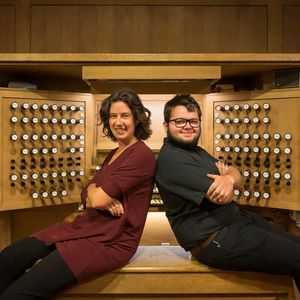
[0,90,156,299]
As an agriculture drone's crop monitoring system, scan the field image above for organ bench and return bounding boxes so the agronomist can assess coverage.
[54,245,296,300]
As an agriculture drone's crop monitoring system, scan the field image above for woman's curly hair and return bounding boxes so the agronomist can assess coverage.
[100,90,152,142]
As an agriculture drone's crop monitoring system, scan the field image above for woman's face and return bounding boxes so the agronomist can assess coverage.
[109,101,136,144]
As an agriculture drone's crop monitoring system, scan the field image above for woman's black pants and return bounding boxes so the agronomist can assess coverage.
[0,237,77,299]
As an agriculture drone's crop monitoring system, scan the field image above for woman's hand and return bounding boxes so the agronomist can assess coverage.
[87,183,123,213]
[105,199,124,217]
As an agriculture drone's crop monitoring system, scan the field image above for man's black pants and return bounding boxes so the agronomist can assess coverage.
[0,237,77,299]
[194,210,300,290]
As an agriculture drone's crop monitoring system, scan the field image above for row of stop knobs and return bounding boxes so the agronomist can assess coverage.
[215,116,271,125]
[234,189,271,200]
[10,169,85,182]
[10,116,85,125]
[10,157,81,170]
[215,145,292,155]
[31,189,69,199]
[241,169,291,182]
[11,133,85,142]
[215,103,270,112]
[215,132,292,141]
[10,102,85,113]
[17,147,85,155]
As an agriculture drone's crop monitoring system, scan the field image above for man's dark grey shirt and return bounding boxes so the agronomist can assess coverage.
[156,138,239,251]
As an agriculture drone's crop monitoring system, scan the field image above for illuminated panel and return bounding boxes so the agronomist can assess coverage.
[0,89,93,210]
[204,89,300,210]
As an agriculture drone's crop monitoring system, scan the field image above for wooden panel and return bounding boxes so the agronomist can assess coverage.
[267,0,283,52]
[15,0,31,52]
[54,246,295,300]
[93,94,203,153]
[283,5,300,52]
[83,65,221,80]
[55,297,290,300]
[30,5,267,53]
[10,204,78,242]
[1,53,300,94]
[88,80,212,94]
[139,211,178,246]
[202,88,300,210]
[0,88,94,210]
[0,5,15,53]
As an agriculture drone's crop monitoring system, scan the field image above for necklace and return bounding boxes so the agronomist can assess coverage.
[108,138,138,165]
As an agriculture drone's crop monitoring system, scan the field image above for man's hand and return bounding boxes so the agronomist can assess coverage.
[206,162,234,205]
[215,161,229,176]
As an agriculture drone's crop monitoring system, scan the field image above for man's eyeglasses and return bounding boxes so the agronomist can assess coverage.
[169,118,201,128]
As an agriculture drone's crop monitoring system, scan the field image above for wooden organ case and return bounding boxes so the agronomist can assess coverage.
[1,87,300,240]
[202,88,300,211]
[0,86,299,299]
[0,88,94,211]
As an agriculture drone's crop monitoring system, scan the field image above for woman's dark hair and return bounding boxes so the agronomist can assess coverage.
[163,94,202,122]
[100,90,152,141]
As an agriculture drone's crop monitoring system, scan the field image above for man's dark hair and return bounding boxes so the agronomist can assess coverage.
[100,90,152,141]
[164,94,202,122]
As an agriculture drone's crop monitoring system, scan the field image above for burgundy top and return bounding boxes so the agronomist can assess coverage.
[32,140,156,281]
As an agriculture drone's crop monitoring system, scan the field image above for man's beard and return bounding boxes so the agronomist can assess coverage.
[167,128,200,151]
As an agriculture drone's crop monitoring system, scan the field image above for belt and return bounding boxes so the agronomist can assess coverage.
[190,230,220,255]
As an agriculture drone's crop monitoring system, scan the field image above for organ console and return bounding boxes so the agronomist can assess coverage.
[1,87,300,214]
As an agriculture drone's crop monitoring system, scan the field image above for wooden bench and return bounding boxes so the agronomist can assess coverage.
[54,246,296,300]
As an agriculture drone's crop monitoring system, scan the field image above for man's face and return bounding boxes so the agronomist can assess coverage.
[164,105,201,150]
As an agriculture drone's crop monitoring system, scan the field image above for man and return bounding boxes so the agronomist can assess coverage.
[156,94,300,290]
